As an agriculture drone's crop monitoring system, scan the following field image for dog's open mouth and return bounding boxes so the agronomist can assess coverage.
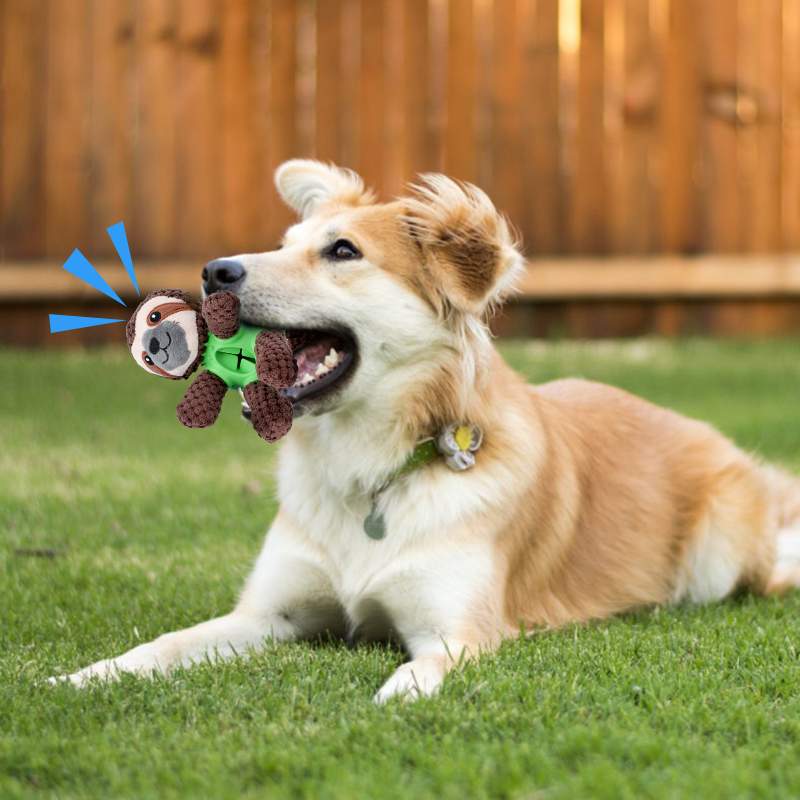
[282,329,357,403]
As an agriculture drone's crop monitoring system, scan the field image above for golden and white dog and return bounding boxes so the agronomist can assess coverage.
[57,160,800,701]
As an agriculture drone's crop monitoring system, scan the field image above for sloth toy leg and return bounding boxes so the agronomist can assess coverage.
[176,371,228,428]
[242,381,293,442]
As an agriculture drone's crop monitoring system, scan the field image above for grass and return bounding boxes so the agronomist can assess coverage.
[2,338,800,799]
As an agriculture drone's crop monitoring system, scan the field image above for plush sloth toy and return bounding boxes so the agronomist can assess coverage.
[126,289,296,442]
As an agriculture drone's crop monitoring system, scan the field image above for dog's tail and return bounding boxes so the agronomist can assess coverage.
[761,464,800,593]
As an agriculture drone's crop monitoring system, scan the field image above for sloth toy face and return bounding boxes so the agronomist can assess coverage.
[126,290,205,379]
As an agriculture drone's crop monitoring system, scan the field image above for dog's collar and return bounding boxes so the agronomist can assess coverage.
[363,423,483,540]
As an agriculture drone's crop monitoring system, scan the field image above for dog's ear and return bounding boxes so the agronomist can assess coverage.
[274,160,374,219]
[403,175,524,317]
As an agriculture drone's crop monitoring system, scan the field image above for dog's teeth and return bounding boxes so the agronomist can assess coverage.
[315,363,328,377]
[324,349,339,369]
[300,374,314,385]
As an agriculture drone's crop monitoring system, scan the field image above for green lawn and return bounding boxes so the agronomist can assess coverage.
[2,339,800,799]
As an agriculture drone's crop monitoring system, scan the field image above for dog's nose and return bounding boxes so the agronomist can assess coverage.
[202,259,245,294]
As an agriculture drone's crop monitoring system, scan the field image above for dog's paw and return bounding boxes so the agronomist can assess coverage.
[374,658,445,704]
[47,657,155,687]
[48,659,124,688]
[47,646,166,688]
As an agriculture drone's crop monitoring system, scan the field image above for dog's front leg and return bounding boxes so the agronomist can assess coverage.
[53,611,297,687]
[373,637,483,704]
[372,544,502,704]
[52,513,341,687]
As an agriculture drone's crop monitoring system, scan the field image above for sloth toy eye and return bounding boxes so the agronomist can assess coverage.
[144,355,154,365]
[148,311,161,323]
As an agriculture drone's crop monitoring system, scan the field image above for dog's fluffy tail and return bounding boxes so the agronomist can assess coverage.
[762,464,800,593]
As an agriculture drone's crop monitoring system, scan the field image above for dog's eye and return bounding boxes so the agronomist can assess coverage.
[148,311,161,323]
[327,239,361,261]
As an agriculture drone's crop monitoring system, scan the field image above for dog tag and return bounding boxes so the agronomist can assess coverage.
[363,503,387,540]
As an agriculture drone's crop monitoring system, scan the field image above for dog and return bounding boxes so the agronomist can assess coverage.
[55,159,800,701]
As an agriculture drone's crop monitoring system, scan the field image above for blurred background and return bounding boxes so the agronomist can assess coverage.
[2,0,800,344]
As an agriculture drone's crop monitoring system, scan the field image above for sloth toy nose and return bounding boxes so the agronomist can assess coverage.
[202,259,245,294]
[148,337,161,355]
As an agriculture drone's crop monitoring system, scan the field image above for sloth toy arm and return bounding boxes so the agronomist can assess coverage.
[202,291,241,339]
[255,330,297,389]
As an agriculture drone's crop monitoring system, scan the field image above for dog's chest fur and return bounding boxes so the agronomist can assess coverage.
[275,435,498,643]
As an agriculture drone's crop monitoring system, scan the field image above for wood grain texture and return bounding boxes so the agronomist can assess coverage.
[525,0,561,254]
[703,0,740,252]
[134,0,178,257]
[661,0,701,253]
[400,0,432,180]
[619,0,658,253]
[357,0,386,193]
[490,0,524,234]
[220,0,268,252]
[749,0,782,251]
[1,0,47,257]
[1,0,797,263]
[571,0,606,253]
[89,0,136,257]
[315,0,342,163]
[45,0,91,257]
[445,0,477,181]
[783,0,800,249]
[176,0,220,257]
[267,0,298,236]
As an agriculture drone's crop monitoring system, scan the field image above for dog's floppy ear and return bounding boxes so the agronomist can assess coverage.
[403,175,524,317]
[274,159,374,219]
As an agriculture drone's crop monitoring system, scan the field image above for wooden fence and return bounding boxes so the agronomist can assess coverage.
[2,0,799,265]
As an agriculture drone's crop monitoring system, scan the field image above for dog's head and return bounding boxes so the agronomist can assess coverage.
[215,160,524,423]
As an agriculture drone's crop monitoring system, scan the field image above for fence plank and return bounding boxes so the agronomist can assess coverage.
[571,0,607,252]
[620,0,658,253]
[315,0,342,163]
[491,0,524,232]
[1,0,47,258]
[783,0,800,248]
[45,0,91,257]
[333,0,360,168]
[220,0,267,253]
[400,0,432,181]
[604,0,625,252]
[176,0,220,257]
[750,1,782,251]
[89,0,135,257]
[268,0,298,236]
[525,0,561,254]
[445,0,477,182]
[0,0,3,259]
[736,0,758,252]
[703,0,740,251]
[134,0,178,257]
[294,0,316,157]
[661,0,701,253]
[358,0,386,193]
